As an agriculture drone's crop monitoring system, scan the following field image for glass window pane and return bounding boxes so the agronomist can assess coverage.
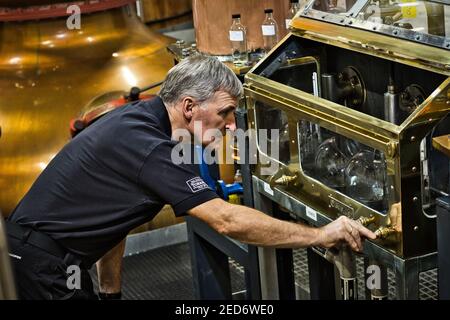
[298,119,390,213]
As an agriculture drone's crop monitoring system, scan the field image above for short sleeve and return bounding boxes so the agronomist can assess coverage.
[139,141,219,216]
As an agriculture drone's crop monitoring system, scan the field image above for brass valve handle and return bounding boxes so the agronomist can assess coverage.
[269,171,299,189]
[374,226,396,239]
[356,216,376,227]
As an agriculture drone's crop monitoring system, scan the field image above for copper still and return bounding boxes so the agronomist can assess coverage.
[0,1,175,218]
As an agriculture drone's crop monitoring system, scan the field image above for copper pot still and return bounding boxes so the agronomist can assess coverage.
[0,1,174,216]
[0,0,74,6]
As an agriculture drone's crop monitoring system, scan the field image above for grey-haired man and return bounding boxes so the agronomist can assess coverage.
[6,55,375,299]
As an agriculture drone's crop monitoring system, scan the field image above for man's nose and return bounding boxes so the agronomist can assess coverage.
[225,117,236,132]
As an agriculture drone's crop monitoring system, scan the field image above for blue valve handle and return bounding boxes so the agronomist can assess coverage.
[195,144,243,200]
[217,180,243,201]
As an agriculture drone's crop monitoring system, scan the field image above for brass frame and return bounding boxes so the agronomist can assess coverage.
[244,27,450,257]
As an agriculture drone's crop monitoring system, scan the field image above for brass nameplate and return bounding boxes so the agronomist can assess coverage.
[329,196,355,218]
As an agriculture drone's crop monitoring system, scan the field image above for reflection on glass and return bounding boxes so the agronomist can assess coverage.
[298,120,389,213]
[298,120,321,173]
[308,0,449,39]
[359,0,447,37]
[314,136,348,190]
[312,0,350,14]
[255,103,291,164]
[345,150,387,212]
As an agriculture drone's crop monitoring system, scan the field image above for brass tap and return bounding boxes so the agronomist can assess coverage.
[356,216,376,227]
[375,226,396,239]
[269,171,299,188]
[274,174,297,186]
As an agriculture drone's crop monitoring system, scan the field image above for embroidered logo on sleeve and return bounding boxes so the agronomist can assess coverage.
[186,177,210,193]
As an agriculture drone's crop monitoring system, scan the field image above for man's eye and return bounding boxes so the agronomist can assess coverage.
[219,110,231,117]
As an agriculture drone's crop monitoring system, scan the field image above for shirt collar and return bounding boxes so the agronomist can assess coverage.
[143,96,172,138]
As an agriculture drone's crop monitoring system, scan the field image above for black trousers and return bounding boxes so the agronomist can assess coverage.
[6,224,98,300]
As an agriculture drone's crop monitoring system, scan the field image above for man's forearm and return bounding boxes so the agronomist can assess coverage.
[190,199,321,248]
[221,204,321,248]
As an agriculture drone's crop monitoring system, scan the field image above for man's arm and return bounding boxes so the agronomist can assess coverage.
[188,198,376,252]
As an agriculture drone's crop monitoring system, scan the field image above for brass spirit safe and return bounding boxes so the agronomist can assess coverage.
[245,0,449,258]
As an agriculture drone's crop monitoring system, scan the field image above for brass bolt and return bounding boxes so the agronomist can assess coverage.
[356,216,376,227]
[375,226,396,239]
[271,172,299,187]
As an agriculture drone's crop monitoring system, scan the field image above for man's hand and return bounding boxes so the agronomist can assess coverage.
[317,216,377,252]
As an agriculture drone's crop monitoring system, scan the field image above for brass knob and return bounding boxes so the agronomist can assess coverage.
[269,172,299,188]
[375,226,396,239]
[356,216,376,227]
[274,174,297,185]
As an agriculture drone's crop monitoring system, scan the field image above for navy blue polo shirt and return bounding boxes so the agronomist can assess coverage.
[9,96,218,266]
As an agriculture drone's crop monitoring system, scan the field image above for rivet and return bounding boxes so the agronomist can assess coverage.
[410,136,416,142]
[412,166,417,173]
[414,226,419,231]
[413,196,418,202]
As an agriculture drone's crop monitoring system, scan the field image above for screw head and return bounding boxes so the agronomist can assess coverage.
[412,166,417,173]
[414,226,419,231]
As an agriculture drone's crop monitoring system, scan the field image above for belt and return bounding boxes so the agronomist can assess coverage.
[5,220,71,261]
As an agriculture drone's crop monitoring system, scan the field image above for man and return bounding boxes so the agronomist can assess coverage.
[6,55,375,299]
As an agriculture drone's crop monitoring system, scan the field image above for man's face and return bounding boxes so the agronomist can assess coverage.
[187,91,237,147]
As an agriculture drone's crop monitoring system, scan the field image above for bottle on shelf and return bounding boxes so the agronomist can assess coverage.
[233,169,242,184]
[261,8,278,54]
[286,0,300,31]
[190,43,198,55]
[229,13,248,66]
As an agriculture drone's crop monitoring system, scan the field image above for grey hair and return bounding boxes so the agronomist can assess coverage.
[159,55,243,106]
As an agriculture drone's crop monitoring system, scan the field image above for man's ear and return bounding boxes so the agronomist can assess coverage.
[181,97,195,121]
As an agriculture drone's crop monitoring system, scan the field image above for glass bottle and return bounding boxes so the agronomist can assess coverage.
[229,14,248,66]
[286,0,300,30]
[261,8,278,54]
[190,43,198,55]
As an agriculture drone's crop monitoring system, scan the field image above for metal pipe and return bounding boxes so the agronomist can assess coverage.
[384,84,399,124]
[321,73,340,103]
[0,217,17,300]
[324,246,358,300]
